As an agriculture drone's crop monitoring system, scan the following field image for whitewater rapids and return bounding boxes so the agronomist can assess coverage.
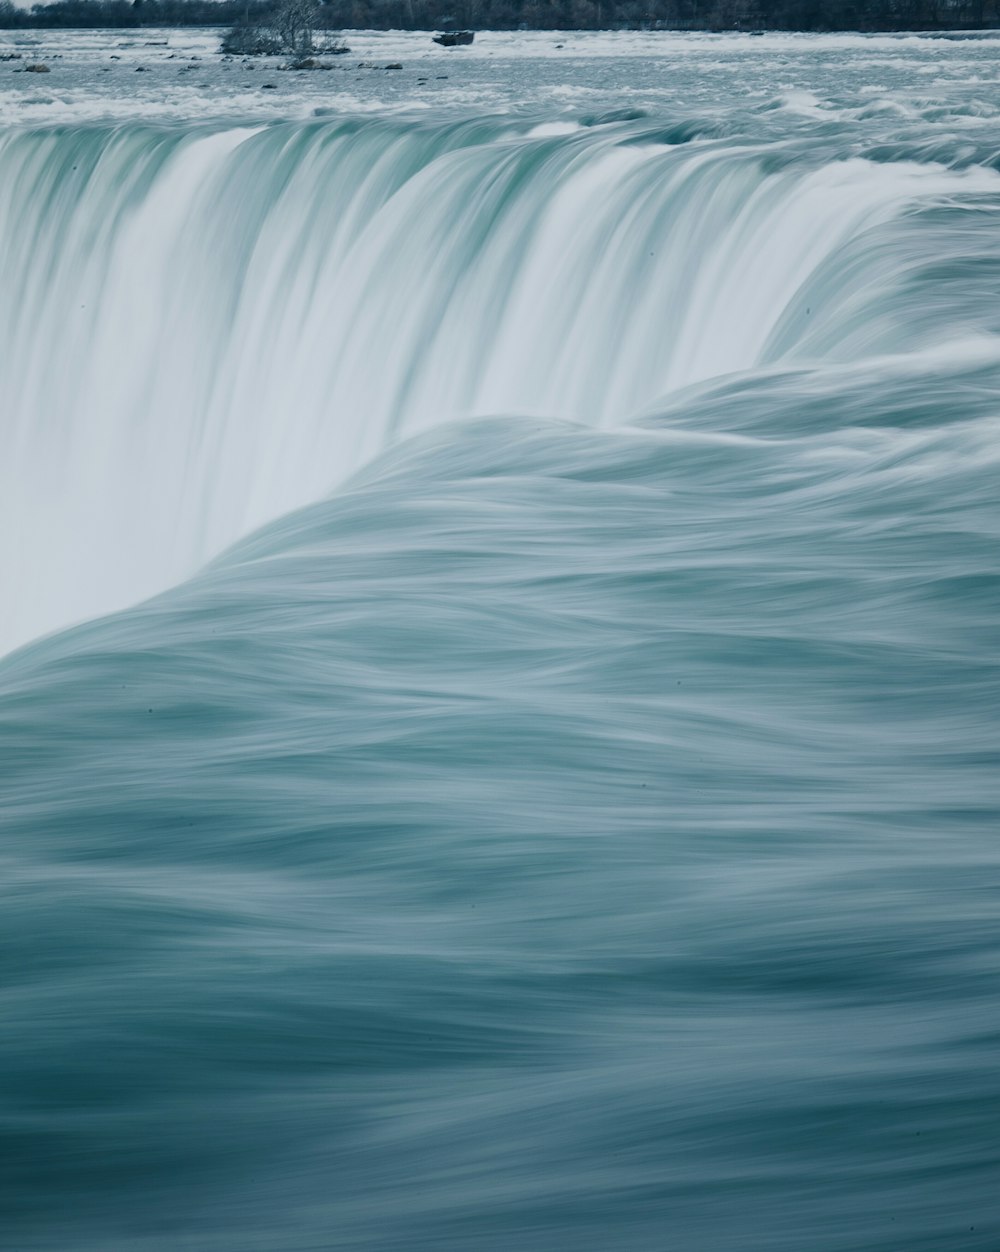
[1,31,999,1252]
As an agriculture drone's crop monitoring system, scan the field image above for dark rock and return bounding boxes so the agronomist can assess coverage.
[433,30,474,46]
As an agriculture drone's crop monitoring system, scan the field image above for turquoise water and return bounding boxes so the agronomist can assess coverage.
[1,35,999,1251]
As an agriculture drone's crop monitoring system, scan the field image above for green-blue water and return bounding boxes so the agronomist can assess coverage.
[1,33,999,1251]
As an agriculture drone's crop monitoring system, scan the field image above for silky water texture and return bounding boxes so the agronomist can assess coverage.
[1,30,999,1252]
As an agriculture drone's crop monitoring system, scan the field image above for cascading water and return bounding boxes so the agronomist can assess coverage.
[3,115,998,652]
[2,31,999,1252]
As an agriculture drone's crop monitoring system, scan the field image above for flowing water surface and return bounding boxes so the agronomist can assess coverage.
[1,30,999,1252]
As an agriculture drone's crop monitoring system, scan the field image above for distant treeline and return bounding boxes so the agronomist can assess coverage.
[2,0,999,33]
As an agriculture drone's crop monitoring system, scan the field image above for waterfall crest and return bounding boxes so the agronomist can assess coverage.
[2,116,997,651]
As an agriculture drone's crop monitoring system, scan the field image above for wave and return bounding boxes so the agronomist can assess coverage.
[2,361,998,1247]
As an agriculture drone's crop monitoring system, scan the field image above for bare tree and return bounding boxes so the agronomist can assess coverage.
[221,0,320,55]
[274,0,318,52]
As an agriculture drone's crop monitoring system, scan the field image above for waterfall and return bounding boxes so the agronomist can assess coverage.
[2,115,997,653]
[4,37,1000,1250]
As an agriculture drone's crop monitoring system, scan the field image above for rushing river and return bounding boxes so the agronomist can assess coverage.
[1,29,998,1252]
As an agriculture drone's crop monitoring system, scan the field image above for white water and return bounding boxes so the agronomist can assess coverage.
[2,114,997,653]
